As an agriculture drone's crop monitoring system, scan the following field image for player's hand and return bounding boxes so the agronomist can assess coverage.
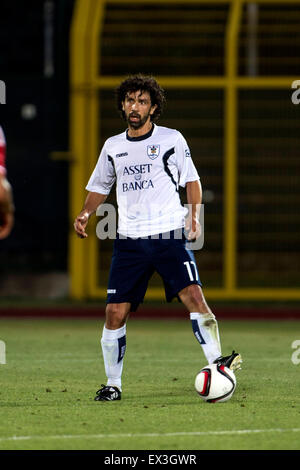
[0,176,14,240]
[0,211,14,240]
[74,211,89,239]
[185,215,201,242]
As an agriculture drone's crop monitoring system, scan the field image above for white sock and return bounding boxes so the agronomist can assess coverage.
[101,324,126,391]
[190,312,222,364]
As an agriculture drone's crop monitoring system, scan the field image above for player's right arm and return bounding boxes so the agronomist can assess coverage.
[74,192,107,239]
[75,140,116,238]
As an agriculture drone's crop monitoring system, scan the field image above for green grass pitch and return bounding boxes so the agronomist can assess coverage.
[0,317,299,450]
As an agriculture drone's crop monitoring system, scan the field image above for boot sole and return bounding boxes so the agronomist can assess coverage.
[229,354,242,371]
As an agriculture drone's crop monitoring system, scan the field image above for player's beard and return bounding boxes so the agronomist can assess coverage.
[127,111,152,130]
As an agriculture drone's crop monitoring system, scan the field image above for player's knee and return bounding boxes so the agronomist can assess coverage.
[181,284,206,307]
[105,303,128,329]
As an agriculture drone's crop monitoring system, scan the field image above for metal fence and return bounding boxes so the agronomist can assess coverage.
[69,0,300,301]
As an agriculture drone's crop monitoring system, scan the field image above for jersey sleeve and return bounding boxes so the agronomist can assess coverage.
[85,143,116,195]
[0,126,6,175]
[175,132,200,188]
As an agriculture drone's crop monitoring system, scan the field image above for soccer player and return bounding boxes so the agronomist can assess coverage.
[0,125,14,240]
[74,75,242,401]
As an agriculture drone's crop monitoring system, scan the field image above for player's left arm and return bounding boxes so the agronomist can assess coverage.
[0,127,14,239]
[185,179,202,241]
[175,132,202,240]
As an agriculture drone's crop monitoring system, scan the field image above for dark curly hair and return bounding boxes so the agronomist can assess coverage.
[116,74,166,122]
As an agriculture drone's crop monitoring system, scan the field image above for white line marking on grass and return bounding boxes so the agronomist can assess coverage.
[0,428,300,443]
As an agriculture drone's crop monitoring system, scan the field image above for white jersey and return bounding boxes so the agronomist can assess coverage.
[86,124,200,238]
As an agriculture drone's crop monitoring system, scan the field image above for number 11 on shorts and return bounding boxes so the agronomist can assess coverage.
[184,261,199,281]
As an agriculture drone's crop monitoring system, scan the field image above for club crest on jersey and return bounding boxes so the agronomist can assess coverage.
[147,145,160,160]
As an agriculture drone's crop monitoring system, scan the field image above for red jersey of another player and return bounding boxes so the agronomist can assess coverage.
[0,126,6,175]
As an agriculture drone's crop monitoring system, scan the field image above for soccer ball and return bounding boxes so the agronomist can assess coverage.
[195,363,236,403]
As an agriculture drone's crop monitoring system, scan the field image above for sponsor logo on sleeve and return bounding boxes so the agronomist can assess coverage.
[116,152,128,158]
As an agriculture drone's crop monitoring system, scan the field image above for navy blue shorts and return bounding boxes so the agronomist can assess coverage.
[106,230,202,312]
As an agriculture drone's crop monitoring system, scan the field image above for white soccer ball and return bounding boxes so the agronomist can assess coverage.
[195,363,236,403]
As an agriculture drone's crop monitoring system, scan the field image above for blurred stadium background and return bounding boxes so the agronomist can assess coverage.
[1,0,300,319]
